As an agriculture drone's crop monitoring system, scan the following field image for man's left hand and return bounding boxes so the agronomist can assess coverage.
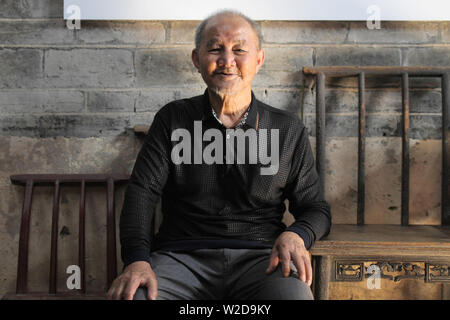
[265,231,312,286]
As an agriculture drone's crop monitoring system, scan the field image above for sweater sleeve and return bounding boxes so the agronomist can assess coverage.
[119,111,171,268]
[284,123,332,250]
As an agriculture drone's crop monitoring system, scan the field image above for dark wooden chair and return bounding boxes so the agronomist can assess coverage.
[2,174,129,300]
[304,66,450,299]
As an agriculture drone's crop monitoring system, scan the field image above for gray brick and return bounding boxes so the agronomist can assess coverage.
[0,115,38,136]
[315,47,402,89]
[372,90,442,113]
[135,48,202,87]
[401,47,444,88]
[315,47,401,66]
[130,112,156,128]
[410,90,442,113]
[41,114,132,137]
[261,21,348,44]
[0,0,62,18]
[87,91,138,113]
[135,87,205,112]
[364,90,412,113]
[136,90,181,113]
[44,49,134,88]
[323,75,397,89]
[0,49,43,88]
[408,79,442,91]
[0,21,165,46]
[170,21,199,44]
[322,89,443,114]
[303,113,441,139]
[254,47,313,87]
[0,114,133,138]
[348,22,439,44]
[410,115,443,140]
[302,114,318,137]
[254,89,304,114]
[322,115,359,137]
[0,90,84,113]
[442,22,450,43]
[0,21,72,46]
[365,114,401,137]
[405,47,450,66]
[78,21,166,45]
[323,114,400,138]
[324,89,357,113]
[324,74,441,90]
[299,89,316,114]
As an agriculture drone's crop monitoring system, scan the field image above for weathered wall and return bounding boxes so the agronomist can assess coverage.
[0,1,449,298]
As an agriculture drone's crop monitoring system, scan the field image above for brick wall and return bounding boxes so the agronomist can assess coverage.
[0,1,449,298]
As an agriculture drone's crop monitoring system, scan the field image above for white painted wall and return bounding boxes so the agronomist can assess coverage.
[64,0,450,21]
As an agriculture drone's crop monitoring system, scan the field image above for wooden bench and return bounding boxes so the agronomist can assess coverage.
[304,66,450,299]
[2,174,129,300]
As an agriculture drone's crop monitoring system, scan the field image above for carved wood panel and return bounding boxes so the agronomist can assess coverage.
[335,260,450,283]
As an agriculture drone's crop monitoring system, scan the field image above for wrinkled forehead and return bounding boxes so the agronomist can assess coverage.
[205,37,248,47]
[202,15,258,47]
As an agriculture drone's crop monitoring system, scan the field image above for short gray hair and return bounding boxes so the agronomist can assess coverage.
[194,9,262,50]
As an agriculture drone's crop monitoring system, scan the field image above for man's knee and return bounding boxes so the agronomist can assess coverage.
[254,277,314,300]
[287,279,314,300]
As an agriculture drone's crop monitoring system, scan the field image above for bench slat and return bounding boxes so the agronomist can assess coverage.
[311,224,450,257]
[106,178,117,289]
[16,180,33,294]
[11,174,129,185]
[49,180,60,294]
[442,73,450,225]
[79,180,86,293]
[401,73,410,226]
[357,72,366,226]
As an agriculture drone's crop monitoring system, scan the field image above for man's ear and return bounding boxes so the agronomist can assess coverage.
[255,49,265,74]
[192,49,201,72]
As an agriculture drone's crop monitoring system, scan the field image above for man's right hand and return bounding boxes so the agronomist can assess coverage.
[106,261,158,300]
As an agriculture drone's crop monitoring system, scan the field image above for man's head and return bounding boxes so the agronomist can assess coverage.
[192,10,265,97]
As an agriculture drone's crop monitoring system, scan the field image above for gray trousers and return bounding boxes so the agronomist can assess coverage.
[133,248,314,300]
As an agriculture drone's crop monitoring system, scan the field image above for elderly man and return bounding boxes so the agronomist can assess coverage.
[107,9,331,300]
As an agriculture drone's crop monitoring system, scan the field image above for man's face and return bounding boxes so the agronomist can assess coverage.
[192,15,265,96]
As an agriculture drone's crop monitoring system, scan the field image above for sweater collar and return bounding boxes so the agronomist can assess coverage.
[200,88,259,129]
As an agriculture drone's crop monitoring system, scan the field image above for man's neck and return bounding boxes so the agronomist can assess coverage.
[208,88,252,128]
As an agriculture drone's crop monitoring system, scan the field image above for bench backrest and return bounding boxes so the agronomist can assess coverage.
[11,174,129,294]
[303,66,450,226]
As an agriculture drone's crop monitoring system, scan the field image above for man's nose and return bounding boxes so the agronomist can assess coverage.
[217,49,236,68]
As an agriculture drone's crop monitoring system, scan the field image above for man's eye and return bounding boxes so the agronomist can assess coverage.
[209,48,220,52]
[234,49,246,53]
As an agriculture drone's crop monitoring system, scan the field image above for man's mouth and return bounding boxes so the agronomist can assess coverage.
[215,71,238,78]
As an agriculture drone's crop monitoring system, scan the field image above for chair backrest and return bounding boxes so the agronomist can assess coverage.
[11,174,129,294]
[302,66,450,226]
